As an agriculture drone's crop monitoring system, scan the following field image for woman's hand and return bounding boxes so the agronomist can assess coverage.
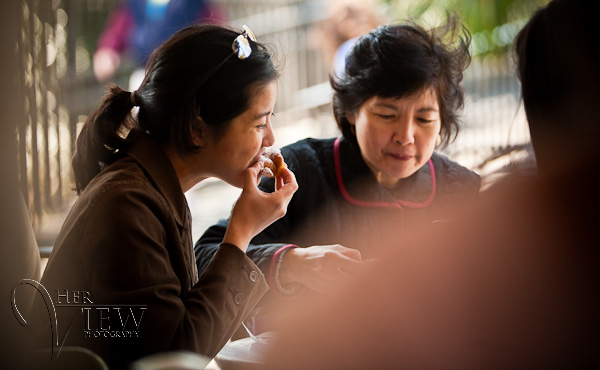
[279,244,364,293]
[223,162,298,252]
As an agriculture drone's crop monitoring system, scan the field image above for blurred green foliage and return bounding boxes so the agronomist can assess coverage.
[379,0,551,56]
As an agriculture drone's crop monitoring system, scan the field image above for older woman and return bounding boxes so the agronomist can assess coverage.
[32,24,297,369]
[196,17,479,303]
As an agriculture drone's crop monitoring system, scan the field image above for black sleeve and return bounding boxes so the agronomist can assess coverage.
[194,219,227,275]
[194,217,287,278]
[195,139,331,277]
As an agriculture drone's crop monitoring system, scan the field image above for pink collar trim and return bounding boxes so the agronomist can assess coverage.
[333,137,436,209]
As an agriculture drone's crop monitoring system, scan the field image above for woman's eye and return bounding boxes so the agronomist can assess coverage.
[256,113,275,130]
[377,114,395,120]
[417,118,434,124]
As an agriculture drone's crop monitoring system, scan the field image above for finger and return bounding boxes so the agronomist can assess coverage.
[317,253,363,275]
[328,244,362,261]
[273,172,298,199]
[275,175,284,190]
[335,256,365,274]
[277,167,296,184]
[280,168,298,192]
[243,164,260,190]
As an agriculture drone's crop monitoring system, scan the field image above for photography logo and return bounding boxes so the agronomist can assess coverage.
[11,279,147,361]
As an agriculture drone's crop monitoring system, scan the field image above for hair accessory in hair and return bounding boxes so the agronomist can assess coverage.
[232,25,257,60]
[196,25,258,92]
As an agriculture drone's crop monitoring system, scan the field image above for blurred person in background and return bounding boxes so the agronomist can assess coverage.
[93,0,226,89]
[31,24,297,369]
[262,0,599,368]
[310,0,386,76]
[195,15,480,335]
[514,0,599,177]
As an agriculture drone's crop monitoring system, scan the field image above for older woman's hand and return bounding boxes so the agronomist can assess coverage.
[278,244,365,293]
[223,162,298,252]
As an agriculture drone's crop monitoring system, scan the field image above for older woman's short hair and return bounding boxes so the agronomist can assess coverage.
[331,16,471,148]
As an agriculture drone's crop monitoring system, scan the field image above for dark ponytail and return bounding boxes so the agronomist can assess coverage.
[71,84,136,194]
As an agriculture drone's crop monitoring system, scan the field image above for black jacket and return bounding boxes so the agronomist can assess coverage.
[196,137,480,287]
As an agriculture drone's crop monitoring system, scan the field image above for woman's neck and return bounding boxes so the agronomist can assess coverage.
[162,145,207,193]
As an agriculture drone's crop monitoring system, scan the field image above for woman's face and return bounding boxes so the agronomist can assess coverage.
[348,88,441,188]
[204,81,277,188]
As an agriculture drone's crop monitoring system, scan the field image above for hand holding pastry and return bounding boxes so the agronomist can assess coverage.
[224,160,297,252]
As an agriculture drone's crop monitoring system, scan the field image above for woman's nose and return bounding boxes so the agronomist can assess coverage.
[393,121,415,145]
[264,124,276,147]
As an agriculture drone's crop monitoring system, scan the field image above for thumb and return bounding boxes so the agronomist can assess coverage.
[274,167,298,197]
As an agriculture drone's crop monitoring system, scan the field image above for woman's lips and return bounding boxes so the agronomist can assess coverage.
[389,153,413,161]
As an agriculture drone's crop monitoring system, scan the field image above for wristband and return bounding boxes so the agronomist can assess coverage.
[269,245,302,296]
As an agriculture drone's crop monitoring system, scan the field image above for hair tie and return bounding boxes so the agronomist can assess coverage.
[130,90,137,106]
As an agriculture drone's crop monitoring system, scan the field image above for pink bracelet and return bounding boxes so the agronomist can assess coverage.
[268,244,300,295]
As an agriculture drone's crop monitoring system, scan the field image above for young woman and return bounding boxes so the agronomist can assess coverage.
[196,18,479,307]
[33,24,297,369]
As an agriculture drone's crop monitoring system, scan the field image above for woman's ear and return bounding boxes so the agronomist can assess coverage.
[191,116,206,147]
[345,111,356,125]
[346,112,357,135]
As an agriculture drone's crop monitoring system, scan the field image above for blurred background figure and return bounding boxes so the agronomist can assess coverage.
[310,0,386,76]
[514,0,599,177]
[93,0,226,89]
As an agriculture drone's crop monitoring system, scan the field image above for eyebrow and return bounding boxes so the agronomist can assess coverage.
[416,107,439,113]
[372,103,439,113]
[253,111,272,120]
[373,103,399,111]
